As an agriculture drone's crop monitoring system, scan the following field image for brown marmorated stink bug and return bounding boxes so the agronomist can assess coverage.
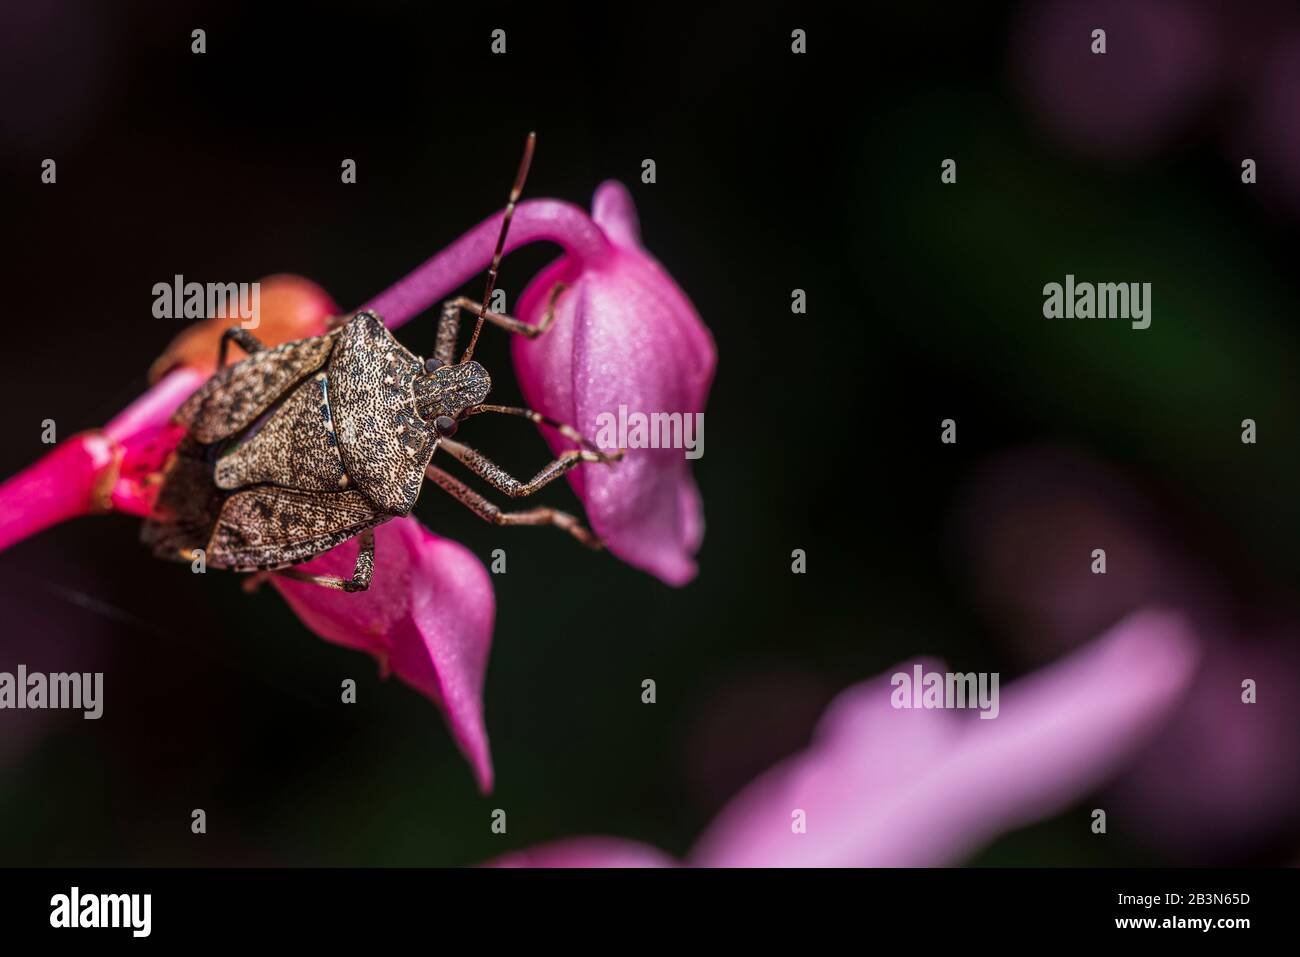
[141,133,622,593]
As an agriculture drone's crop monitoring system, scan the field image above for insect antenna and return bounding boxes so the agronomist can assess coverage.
[460,130,536,364]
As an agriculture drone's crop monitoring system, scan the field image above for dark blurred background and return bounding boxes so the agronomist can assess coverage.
[1,1,1297,866]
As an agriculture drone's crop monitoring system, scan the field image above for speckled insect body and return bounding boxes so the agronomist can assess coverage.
[141,135,620,593]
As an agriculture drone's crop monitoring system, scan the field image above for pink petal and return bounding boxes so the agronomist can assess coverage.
[1237,30,1300,215]
[273,518,496,792]
[1111,637,1300,859]
[490,837,677,868]
[513,183,716,586]
[591,180,642,249]
[1013,0,1221,160]
[689,609,1199,866]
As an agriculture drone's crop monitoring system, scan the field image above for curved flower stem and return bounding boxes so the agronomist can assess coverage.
[0,367,205,554]
[104,366,206,442]
[361,198,610,329]
[0,431,120,553]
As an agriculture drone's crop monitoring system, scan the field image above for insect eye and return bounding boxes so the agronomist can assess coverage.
[434,415,458,437]
[424,357,445,372]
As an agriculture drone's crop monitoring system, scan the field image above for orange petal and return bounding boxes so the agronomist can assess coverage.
[148,274,340,383]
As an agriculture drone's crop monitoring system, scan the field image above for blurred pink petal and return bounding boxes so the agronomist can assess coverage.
[273,518,496,792]
[1111,636,1300,860]
[689,609,1199,866]
[486,611,1198,867]
[960,447,1229,662]
[683,667,832,813]
[512,182,716,585]
[961,446,1300,859]
[491,837,676,868]
[0,1,118,147]
[1237,30,1300,215]
[1013,0,1221,160]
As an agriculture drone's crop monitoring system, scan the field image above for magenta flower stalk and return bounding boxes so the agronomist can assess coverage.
[0,274,341,547]
[492,609,1199,867]
[0,432,118,552]
[363,198,612,325]
[0,366,203,551]
[366,183,716,585]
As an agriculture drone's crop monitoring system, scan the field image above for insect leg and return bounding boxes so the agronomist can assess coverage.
[462,402,622,458]
[438,438,617,498]
[432,284,568,364]
[217,328,267,368]
[253,528,376,593]
[424,464,600,549]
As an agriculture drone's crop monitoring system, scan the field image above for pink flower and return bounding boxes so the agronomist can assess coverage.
[493,837,677,869]
[274,518,496,792]
[1012,0,1222,161]
[365,183,716,585]
[961,447,1300,860]
[511,183,715,585]
[1,170,715,786]
[0,275,498,788]
[1013,0,1300,218]
[1238,29,1300,216]
[489,609,1199,867]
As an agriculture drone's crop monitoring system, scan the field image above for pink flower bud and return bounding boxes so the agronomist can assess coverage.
[512,182,716,585]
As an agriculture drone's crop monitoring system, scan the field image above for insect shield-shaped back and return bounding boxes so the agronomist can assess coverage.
[324,312,440,514]
[143,313,440,571]
[175,334,339,445]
